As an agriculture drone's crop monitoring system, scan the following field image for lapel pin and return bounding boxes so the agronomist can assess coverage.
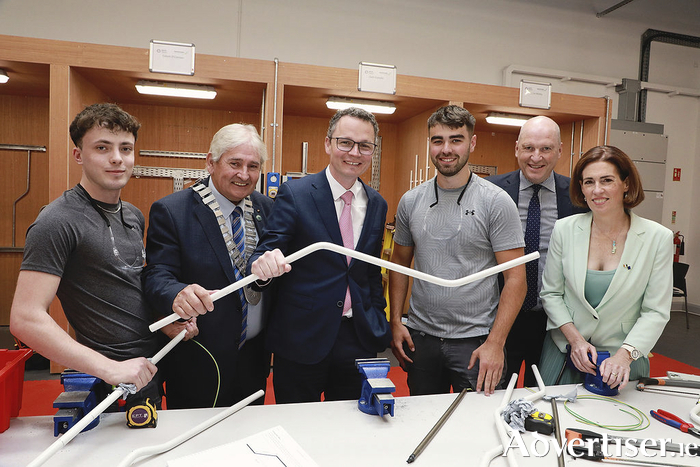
[256,214,262,221]
[622,264,631,270]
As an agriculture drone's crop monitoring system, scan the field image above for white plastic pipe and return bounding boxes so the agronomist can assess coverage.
[27,330,187,467]
[150,241,539,332]
[116,390,264,467]
[691,401,700,426]
[480,365,546,467]
[492,373,520,467]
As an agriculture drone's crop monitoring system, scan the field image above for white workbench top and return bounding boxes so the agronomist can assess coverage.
[2,384,700,467]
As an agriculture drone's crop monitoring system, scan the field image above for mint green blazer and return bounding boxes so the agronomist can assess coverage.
[541,212,673,356]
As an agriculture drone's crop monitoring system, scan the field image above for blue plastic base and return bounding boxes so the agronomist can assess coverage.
[582,351,619,396]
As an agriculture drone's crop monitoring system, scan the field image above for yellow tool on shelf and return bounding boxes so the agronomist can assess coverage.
[380,223,395,321]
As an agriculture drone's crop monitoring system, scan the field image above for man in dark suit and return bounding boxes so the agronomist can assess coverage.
[143,123,273,409]
[249,107,391,404]
[487,116,585,387]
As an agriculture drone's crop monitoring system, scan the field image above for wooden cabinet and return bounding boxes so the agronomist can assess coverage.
[0,35,609,366]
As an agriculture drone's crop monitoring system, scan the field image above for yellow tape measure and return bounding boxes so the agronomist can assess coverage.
[126,397,158,428]
[525,410,554,435]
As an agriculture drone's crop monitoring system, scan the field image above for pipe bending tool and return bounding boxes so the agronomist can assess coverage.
[355,358,395,417]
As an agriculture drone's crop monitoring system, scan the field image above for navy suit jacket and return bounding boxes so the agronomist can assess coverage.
[487,170,587,295]
[142,181,273,407]
[248,171,391,365]
[486,170,585,219]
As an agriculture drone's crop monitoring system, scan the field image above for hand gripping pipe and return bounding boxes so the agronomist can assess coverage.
[150,241,539,332]
[27,330,187,467]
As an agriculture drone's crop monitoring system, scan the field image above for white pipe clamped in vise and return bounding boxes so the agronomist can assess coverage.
[27,330,188,467]
[149,241,539,332]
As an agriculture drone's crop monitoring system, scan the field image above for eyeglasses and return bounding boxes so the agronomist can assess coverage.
[331,137,376,156]
[75,184,145,270]
[107,223,146,270]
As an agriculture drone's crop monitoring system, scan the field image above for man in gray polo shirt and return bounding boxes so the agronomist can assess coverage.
[389,105,526,396]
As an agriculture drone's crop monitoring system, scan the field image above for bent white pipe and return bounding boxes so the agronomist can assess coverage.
[27,330,187,467]
[691,402,700,426]
[116,390,264,467]
[150,241,539,332]
[480,365,546,467]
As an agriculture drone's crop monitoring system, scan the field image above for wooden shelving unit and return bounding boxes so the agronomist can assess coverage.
[0,35,610,373]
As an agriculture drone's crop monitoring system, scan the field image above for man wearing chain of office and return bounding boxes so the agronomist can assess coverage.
[143,123,273,409]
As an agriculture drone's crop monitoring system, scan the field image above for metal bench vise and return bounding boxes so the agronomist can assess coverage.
[52,371,103,436]
[355,358,395,417]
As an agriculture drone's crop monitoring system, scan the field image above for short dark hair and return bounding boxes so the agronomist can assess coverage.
[428,105,476,135]
[69,103,141,148]
[570,145,645,209]
[326,107,379,142]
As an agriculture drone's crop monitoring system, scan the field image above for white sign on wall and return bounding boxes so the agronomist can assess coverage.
[519,80,551,109]
[149,40,195,76]
[358,62,397,95]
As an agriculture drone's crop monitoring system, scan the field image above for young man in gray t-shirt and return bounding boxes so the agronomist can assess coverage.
[389,105,526,396]
[10,103,161,406]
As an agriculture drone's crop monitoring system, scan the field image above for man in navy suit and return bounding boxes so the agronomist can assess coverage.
[143,123,273,409]
[487,116,585,387]
[249,108,390,404]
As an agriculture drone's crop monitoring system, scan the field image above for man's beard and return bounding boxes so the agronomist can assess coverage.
[432,150,470,177]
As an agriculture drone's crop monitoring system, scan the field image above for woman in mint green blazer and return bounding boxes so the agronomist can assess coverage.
[539,145,673,390]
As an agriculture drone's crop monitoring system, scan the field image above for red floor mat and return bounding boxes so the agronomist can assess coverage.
[15,354,699,417]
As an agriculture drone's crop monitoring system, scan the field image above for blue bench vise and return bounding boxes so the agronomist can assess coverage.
[52,371,102,436]
[355,358,395,417]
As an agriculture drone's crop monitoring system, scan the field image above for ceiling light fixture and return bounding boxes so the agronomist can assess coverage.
[326,96,396,115]
[0,69,9,84]
[135,80,216,99]
[485,112,530,127]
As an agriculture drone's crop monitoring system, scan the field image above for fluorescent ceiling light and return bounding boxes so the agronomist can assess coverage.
[0,69,8,84]
[326,96,396,115]
[485,112,529,127]
[135,80,216,99]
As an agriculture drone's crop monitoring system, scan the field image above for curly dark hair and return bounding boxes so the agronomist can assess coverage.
[428,105,476,134]
[69,103,141,148]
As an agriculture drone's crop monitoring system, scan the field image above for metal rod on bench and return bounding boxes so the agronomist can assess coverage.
[150,241,538,332]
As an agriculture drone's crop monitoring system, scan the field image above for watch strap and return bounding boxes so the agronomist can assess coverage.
[621,343,641,360]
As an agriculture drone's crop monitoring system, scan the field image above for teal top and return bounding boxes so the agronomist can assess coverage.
[584,269,615,308]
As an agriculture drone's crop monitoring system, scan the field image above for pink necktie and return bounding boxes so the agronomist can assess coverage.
[339,191,354,315]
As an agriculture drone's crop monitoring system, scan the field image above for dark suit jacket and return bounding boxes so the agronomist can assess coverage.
[486,170,587,293]
[142,180,273,408]
[486,170,585,219]
[248,171,391,365]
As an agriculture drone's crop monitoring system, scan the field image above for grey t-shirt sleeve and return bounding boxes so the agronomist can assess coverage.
[21,204,77,278]
[488,189,525,252]
[393,192,414,247]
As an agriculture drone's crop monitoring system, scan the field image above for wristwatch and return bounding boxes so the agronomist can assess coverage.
[621,343,642,361]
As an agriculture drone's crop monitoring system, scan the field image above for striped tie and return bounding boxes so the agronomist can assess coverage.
[231,207,248,349]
